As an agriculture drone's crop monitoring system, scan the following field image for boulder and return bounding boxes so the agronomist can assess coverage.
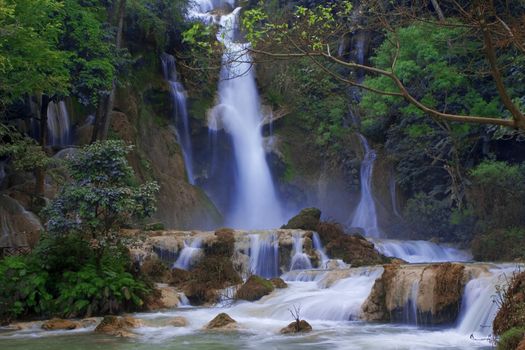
[281,208,321,231]
[270,278,288,289]
[94,316,143,337]
[166,316,188,327]
[205,313,237,330]
[317,222,386,266]
[41,318,79,331]
[236,275,274,301]
[280,320,312,334]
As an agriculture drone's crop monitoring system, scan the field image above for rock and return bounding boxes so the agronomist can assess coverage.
[41,318,79,331]
[79,318,99,328]
[7,322,39,330]
[281,208,321,231]
[0,194,43,249]
[236,275,274,301]
[205,313,237,330]
[280,320,312,334]
[94,316,143,337]
[517,337,525,350]
[317,222,386,266]
[270,278,288,289]
[166,316,188,327]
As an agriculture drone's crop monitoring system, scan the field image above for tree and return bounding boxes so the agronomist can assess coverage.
[236,0,525,130]
[43,140,159,267]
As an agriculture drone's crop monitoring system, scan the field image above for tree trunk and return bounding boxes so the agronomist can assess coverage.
[35,95,50,197]
[91,0,126,142]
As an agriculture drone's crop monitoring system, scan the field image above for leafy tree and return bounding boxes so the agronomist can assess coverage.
[43,140,159,266]
[0,123,50,172]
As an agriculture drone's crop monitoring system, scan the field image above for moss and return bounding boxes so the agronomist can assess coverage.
[498,327,525,350]
[472,227,525,262]
[235,275,274,301]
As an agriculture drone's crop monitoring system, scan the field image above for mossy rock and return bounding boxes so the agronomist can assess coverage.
[205,313,237,330]
[204,228,235,257]
[280,320,312,334]
[498,327,525,350]
[270,278,288,289]
[281,208,321,231]
[236,275,275,301]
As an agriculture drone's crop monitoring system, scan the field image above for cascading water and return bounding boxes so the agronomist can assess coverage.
[289,232,312,271]
[47,101,71,147]
[389,175,402,218]
[249,232,279,278]
[173,238,203,270]
[350,133,381,237]
[373,239,472,263]
[190,1,284,229]
[161,53,195,184]
[312,232,329,268]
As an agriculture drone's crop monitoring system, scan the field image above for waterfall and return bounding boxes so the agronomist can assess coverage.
[350,133,381,237]
[0,161,5,187]
[372,239,472,263]
[192,2,284,229]
[249,232,279,278]
[456,265,516,337]
[47,101,71,147]
[290,232,312,271]
[312,232,329,268]
[389,175,402,218]
[161,53,195,184]
[173,238,203,270]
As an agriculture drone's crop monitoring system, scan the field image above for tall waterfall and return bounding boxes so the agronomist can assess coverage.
[350,133,381,237]
[161,53,195,184]
[193,1,284,229]
[47,101,71,147]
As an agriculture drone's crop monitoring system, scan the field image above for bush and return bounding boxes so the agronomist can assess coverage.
[472,227,525,261]
[498,327,525,350]
[468,161,525,229]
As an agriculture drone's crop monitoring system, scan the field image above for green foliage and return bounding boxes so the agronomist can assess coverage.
[468,161,525,229]
[0,0,70,106]
[0,256,52,320]
[0,123,50,171]
[497,327,525,350]
[472,227,525,262]
[43,140,159,245]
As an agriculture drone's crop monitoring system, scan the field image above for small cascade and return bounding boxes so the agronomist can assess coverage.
[290,232,312,271]
[350,133,381,237]
[0,160,5,187]
[47,101,71,147]
[456,265,516,337]
[161,53,195,184]
[389,175,402,218]
[249,232,279,278]
[191,1,284,229]
[173,238,203,270]
[312,232,329,268]
[373,239,472,263]
[403,281,420,325]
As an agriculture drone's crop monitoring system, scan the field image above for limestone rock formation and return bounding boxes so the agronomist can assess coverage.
[236,275,275,301]
[41,318,79,331]
[205,313,237,330]
[94,316,143,337]
[280,320,312,334]
[281,208,321,231]
[271,278,288,289]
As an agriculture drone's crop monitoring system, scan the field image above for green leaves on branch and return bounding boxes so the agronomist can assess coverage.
[0,123,50,171]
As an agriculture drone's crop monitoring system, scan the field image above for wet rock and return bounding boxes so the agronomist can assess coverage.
[41,318,79,331]
[205,313,237,330]
[94,316,143,337]
[166,316,188,327]
[317,222,385,266]
[79,318,99,328]
[281,208,321,231]
[280,320,312,334]
[236,275,274,301]
[270,278,288,289]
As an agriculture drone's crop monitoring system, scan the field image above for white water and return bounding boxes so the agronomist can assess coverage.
[290,232,312,271]
[312,232,330,268]
[161,53,195,184]
[47,101,71,147]
[192,1,284,229]
[373,239,472,263]
[249,232,279,278]
[350,133,381,237]
[173,238,203,270]
[389,175,402,218]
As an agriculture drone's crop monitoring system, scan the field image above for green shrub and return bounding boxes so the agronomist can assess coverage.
[497,327,525,350]
[0,256,53,322]
[472,227,525,261]
[468,161,525,229]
